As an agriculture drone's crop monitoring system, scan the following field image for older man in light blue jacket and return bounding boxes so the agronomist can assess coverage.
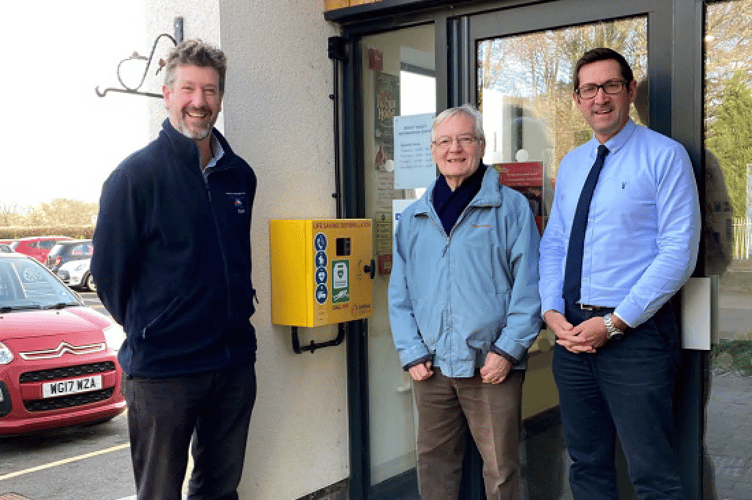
[389,104,542,500]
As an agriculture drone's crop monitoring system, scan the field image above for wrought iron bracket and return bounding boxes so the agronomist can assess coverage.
[95,17,183,99]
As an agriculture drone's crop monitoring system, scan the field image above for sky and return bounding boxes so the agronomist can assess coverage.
[1,1,154,210]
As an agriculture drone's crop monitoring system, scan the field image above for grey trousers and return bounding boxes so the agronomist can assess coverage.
[413,368,524,500]
[124,361,256,500]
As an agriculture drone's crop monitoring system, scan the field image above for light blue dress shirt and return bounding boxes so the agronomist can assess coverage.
[539,119,701,328]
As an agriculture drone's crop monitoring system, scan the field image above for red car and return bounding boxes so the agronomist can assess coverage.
[10,236,72,264]
[0,253,126,435]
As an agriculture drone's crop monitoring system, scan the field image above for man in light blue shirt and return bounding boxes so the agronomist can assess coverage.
[539,48,700,500]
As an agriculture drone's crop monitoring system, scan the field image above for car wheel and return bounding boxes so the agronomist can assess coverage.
[85,273,97,292]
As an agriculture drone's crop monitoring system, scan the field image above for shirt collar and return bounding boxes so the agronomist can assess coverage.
[204,132,225,174]
[600,118,637,155]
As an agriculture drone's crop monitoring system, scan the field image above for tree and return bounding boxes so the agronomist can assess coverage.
[477,16,647,176]
[705,1,752,122]
[31,199,99,226]
[705,71,752,218]
[0,203,23,227]
[3,199,99,228]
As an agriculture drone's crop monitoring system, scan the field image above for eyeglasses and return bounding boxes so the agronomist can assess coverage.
[575,79,627,99]
[432,134,478,150]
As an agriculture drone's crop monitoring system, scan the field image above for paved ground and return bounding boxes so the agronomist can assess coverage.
[706,371,752,500]
[694,260,751,500]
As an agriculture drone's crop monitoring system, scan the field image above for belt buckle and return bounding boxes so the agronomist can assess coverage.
[579,304,597,311]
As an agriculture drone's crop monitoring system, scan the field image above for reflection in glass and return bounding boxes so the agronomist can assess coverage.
[477,19,647,182]
[704,2,752,500]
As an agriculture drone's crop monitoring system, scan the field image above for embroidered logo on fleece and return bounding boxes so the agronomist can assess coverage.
[226,192,247,214]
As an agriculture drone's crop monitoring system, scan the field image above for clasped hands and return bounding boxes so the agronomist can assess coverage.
[543,310,608,354]
[407,351,512,384]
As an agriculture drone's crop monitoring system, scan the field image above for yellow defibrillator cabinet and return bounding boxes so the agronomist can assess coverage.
[270,219,374,327]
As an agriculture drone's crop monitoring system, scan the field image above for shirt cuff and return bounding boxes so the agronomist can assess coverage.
[541,297,565,319]
[612,311,632,330]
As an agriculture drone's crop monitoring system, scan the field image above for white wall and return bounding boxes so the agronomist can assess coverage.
[220,4,347,497]
[141,2,346,498]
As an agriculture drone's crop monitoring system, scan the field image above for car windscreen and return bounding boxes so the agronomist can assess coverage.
[0,258,80,310]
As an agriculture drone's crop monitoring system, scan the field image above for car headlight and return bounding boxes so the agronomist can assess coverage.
[0,341,13,365]
[75,262,87,271]
[103,323,126,352]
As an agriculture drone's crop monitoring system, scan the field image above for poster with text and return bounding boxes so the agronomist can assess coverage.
[374,71,399,171]
[394,113,435,189]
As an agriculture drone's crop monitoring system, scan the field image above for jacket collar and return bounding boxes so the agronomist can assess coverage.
[415,164,501,215]
[160,119,236,170]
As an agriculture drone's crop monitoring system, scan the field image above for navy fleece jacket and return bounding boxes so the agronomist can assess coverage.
[92,119,257,377]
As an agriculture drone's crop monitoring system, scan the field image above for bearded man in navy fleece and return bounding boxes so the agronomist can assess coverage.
[92,39,257,500]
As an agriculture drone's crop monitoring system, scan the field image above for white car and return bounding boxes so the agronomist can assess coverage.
[57,257,96,291]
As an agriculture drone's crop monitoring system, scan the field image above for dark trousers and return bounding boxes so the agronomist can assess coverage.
[553,304,684,500]
[413,368,524,500]
[123,361,256,500]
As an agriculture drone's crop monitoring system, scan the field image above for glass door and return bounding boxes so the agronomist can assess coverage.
[467,2,674,498]
[703,2,752,499]
[360,23,436,500]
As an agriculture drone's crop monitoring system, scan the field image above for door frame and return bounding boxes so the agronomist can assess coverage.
[333,1,706,498]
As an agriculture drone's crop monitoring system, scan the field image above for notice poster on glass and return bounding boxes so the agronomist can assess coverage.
[494,161,545,235]
[374,72,399,172]
[394,113,435,189]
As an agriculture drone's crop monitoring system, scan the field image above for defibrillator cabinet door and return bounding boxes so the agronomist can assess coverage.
[270,219,374,328]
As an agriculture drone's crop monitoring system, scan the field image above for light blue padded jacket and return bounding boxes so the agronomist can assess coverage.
[388,166,542,378]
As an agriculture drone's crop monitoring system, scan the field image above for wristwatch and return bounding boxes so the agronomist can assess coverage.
[604,313,625,340]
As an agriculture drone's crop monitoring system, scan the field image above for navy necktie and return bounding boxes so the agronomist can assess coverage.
[562,144,609,307]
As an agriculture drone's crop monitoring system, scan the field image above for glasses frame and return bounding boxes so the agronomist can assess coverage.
[575,79,629,99]
[431,134,479,150]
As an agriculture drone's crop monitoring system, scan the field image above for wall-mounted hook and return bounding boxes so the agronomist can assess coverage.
[95,18,184,99]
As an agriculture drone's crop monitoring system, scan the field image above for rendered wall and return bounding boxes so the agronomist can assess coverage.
[220,3,348,500]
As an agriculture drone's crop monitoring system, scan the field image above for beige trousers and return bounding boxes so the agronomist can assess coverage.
[413,368,524,500]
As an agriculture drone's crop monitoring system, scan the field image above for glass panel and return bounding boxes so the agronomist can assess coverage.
[477,17,647,500]
[704,2,752,499]
[361,23,435,500]
[478,18,647,232]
